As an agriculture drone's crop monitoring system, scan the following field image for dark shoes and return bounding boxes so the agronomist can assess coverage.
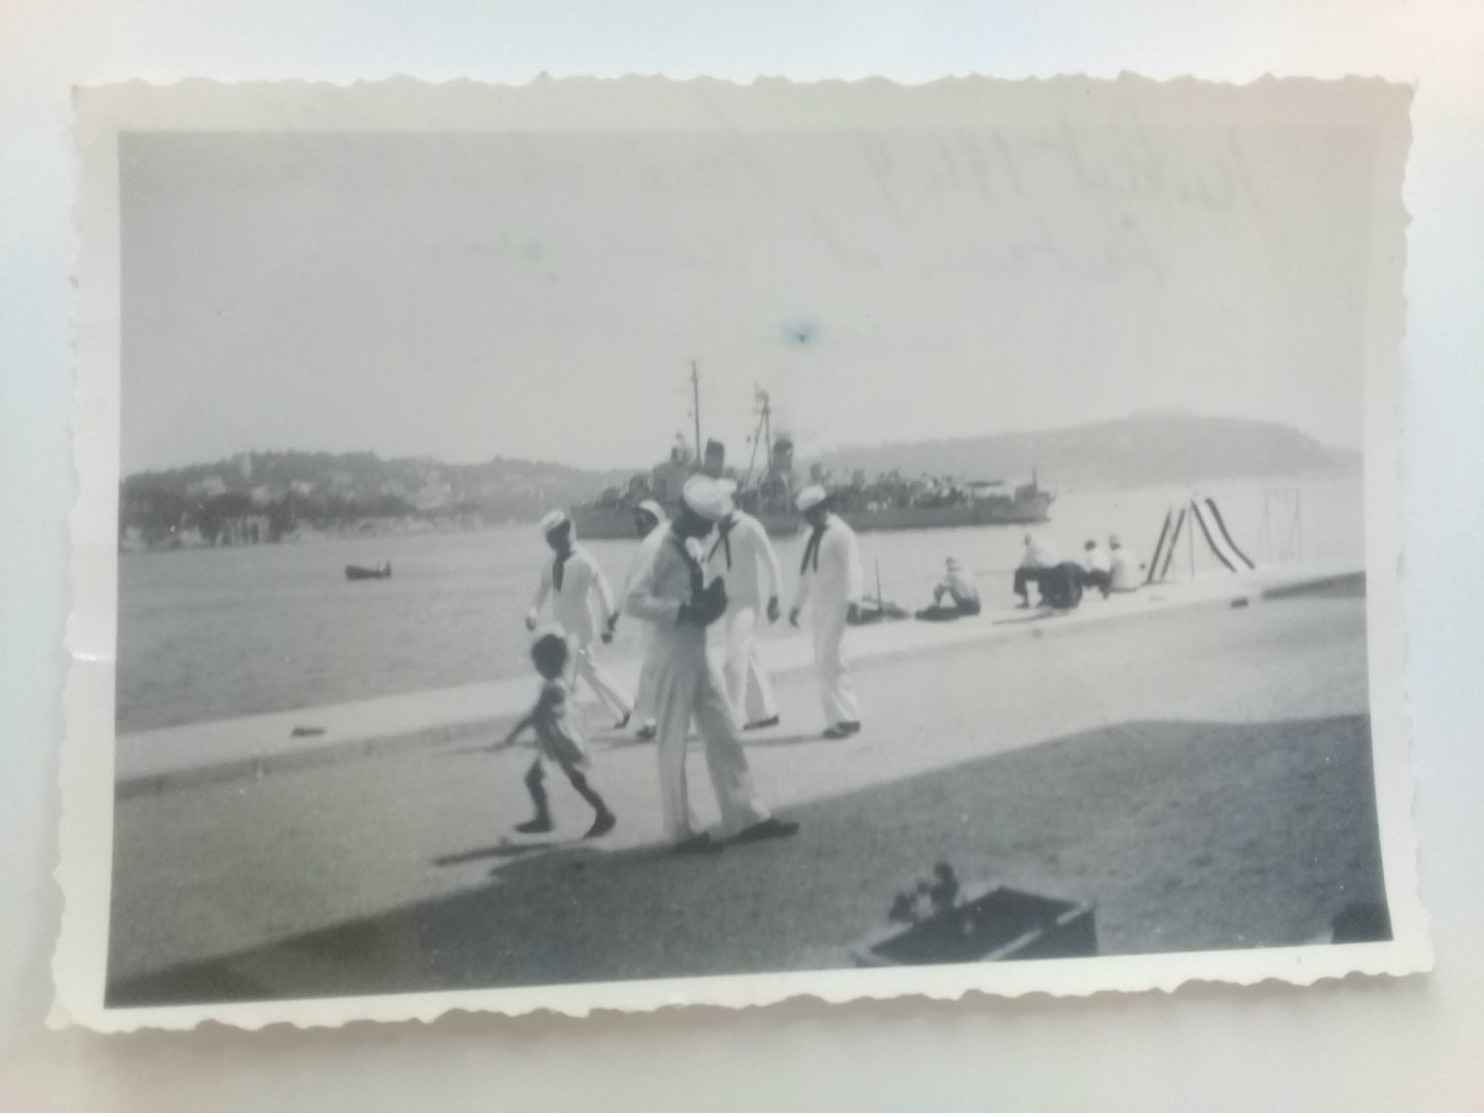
[743,715,781,731]
[584,810,617,839]
[670,833,722,856]
[822,721,862,739]
[732,818,801,844]
[514,816,553,834]
[635,723,657,742]
[670,818,800,853]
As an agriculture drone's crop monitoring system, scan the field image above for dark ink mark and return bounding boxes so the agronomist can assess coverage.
[781,319,821,347]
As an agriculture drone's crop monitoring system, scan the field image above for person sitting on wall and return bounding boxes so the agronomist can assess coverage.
[1108,534,1143,593]
[1013,533,1062,608]
[1080,539,1112,598]
[916,557,982,622]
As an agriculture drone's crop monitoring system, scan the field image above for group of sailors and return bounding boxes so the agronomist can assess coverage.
[513,480,1141,851]
[1012,532,1142,610]
[914,533,1143,621]
[517,476,864,853]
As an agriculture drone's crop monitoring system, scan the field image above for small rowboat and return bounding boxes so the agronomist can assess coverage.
[345,563,392,581]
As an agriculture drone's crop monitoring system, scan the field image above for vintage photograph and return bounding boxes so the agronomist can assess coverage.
[57,76,1424,1029]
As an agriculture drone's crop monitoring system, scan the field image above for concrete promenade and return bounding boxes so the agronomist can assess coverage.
[116,560,1358,793]
[106,564,1383,1004]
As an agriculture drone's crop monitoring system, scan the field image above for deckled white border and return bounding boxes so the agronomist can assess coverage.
[54,75,1428,1032]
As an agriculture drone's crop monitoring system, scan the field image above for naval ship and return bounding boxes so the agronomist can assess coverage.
[569,372,1053,541]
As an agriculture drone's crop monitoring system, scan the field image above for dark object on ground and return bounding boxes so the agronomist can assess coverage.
[289,726,326,738]
[1230,597,1250,608]
[345,563,392,581]
[915,601,982,623]
[1331,901,1392,943]
[744,716,781,731]
[849,595,910,626]
[1041,563,1085,610]
[1014,564,1083,610]
[635,725,657,742]
[855,883,1097,966]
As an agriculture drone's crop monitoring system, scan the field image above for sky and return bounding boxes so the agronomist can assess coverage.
[120,112,1376,475]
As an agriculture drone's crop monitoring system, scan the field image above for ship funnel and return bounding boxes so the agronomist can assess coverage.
[770,436,794,477]
[703,439,726,477]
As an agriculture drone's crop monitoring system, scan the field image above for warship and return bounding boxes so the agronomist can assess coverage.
[569,367,1054,540]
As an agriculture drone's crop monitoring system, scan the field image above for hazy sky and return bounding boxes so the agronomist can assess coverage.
[120,119,1374,474]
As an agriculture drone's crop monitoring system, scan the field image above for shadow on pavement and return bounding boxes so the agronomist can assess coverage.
[107,713,1387,1009]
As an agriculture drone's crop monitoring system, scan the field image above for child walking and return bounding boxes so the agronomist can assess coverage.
[503,632,617,839]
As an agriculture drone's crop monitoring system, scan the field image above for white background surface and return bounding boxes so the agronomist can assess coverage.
[2,1,1481,1108]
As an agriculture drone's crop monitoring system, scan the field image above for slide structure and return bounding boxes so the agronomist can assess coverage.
[1145,496,1256,585]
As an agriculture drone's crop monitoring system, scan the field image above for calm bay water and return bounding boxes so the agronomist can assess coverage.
[116,477,1362,733]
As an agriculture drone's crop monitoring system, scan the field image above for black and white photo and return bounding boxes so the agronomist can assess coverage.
[55,75,1426,1030]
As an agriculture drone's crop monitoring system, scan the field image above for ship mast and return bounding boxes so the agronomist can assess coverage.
[743,386,771,487]
[690,360,702,464]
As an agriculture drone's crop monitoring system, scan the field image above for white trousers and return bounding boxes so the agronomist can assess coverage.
[566,637,633,722]
[812,604,860,726]
[632,622,658,727]
[651,630,770,842]
[720,603,778,726]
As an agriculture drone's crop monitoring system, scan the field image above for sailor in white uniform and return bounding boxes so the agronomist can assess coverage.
[1108,534,1142,593]
[526,510,634,729]
[624,500,669,741]
[788,485,865,739]
[625,476,799,853]
[707,480,784,730]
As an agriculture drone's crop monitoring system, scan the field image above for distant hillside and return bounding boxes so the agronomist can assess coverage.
[120,450,630,547]
[817,413,1359,492]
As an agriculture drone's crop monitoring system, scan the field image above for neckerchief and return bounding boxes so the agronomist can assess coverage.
[801,518,829,575]
[707,515,735,569]
[552,547,572,593]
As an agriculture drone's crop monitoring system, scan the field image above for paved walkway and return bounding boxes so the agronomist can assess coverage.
[107,576,1376,998]
[116,561,1360,793]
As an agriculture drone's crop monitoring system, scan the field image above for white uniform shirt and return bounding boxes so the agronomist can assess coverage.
[530,545,616,642]
[935,570,980,606]
[625,521,671,597]
[793,514,865,614]
[1110,547,1141,592]
[1020,537,1063,570]
[625,530,703,630]
[704,511,783,609]
[1082,545,1111,574]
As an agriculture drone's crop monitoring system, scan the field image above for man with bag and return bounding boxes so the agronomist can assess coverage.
[624,475,799,854]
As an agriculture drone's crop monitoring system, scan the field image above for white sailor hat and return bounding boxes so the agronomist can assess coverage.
[539,509,570,535]
[681,474,734,522]
[635,499,665,522]
[796,484,828,512]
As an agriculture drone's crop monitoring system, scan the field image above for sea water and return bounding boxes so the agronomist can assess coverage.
[116,476,1363,734]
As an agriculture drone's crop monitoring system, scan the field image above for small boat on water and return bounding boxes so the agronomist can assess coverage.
[848,564,910,626]
[345,563,392,581]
